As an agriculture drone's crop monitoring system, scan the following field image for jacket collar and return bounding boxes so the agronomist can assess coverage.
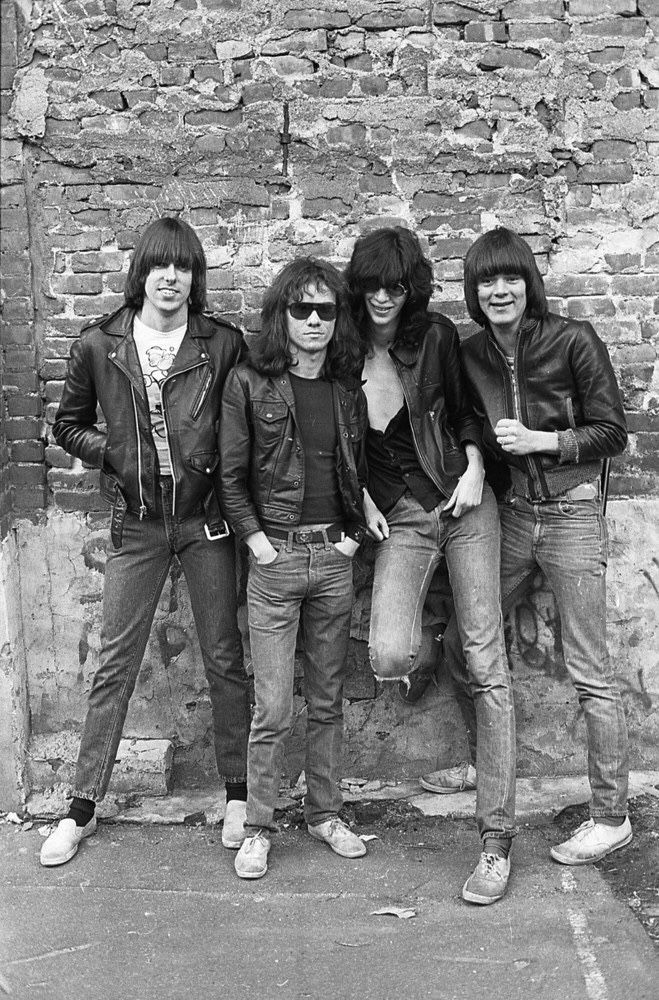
[105,308,212,400]
[99,306,217,339]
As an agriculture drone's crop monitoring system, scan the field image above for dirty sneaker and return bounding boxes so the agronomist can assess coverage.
[550,817,632,866]
[234,832,270,879]
[40,816,97,867]
[462,852,510,905]
[420,762,477,794]
[221,800,247,849]
[308,817,367,858]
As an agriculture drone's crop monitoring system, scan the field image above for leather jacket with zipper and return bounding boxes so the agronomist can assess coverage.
[219,364,368,542]
[53,305,246,522]
[385,314,483,499]
[459,312,628,500]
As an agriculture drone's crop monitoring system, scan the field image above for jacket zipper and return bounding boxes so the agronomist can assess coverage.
[161,359,207,515]
[490,337,543,498]
[190,367,213,420]
[130,384,147,519]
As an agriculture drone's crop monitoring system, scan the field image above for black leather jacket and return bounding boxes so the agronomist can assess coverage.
[384,314,483,499]
[54,305,245,521]
[460,312,628,500]
[220,365,368,542]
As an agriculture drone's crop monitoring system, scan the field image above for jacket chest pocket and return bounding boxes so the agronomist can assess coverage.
[252,400,290,447]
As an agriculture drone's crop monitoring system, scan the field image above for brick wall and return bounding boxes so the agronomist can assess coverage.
[1,0,46,529]
[1,0,657,509]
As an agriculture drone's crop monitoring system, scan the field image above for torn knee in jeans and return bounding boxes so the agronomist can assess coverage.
[368,647,414,684]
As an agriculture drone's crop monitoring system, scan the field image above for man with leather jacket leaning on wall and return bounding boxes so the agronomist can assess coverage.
[427,226,632,870]
[40,217,251,867]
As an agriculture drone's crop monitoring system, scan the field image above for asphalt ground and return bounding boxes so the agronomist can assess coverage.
[1,798,657,1000]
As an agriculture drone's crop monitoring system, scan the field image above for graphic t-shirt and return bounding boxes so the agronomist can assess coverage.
[133,315,187,475]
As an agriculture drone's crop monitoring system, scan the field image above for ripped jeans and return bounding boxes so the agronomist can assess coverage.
[368,485,516,840]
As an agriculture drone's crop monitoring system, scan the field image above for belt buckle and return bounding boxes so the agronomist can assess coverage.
[204,520,230,541]
[297,530,312,543]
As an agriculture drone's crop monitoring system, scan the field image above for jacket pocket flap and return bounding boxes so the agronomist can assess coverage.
[253,401,288,423]
[188,451,220,474]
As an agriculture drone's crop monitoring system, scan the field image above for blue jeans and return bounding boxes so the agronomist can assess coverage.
[74,480,250,801]
[443,494,629,818]
[245,536,354,833]
[368,486,516,840]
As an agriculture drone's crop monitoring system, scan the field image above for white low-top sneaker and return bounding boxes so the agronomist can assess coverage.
[308,817,367,858]
[550,817,633,865]
[221,800,247,849]
[234,832,270,879]
[40,816,97,867]
[420,762,477,794]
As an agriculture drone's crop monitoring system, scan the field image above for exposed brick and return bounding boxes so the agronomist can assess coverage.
[464,22,507,43]
[10,465,46,486]
[6,396,42,417]
[570,0,636,13]
[577,18,647,37]
[10,441,45,463]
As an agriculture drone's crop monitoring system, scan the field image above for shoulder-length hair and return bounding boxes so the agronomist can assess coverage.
[463,227,548,327]
[124,217,207,314]
[344,226,434,352]
[248,257,362,380]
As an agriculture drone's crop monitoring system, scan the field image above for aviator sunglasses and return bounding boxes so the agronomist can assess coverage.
[287,301,338,321]
[362,278,408,298]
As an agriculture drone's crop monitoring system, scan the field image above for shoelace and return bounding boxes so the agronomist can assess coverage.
[480,853,504,876]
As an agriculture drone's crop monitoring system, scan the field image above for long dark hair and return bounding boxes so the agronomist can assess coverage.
[345,226,434,352]
[248,257,361,379]
[463,227,548,327]
[124,217,207,313]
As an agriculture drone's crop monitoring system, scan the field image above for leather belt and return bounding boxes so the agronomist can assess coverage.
[266,521,346,543]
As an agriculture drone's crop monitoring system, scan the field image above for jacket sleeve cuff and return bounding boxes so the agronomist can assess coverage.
[557,428,579,464]
[345,523,366,544]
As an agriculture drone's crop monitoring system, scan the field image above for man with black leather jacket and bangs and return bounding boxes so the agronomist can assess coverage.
[438,226,632,871]
[40,217,250,868]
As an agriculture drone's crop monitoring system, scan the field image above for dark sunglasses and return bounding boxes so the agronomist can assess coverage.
[362,278,408,298]
[287,301,337,321]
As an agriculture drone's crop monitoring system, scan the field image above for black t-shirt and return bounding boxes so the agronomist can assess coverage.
[366,403,443,514]
[290,373,343,524]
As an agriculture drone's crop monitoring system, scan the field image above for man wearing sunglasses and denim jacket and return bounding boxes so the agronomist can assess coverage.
[220,257,368,880]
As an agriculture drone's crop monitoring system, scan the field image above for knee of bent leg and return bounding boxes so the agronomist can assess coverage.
[368,638,415,682]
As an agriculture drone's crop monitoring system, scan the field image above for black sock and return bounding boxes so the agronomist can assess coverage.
[67,797,95,828]
[483,836,512,860]
[225,781,248,803]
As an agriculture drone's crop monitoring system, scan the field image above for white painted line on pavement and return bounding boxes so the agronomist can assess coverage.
[562,870,609,1000]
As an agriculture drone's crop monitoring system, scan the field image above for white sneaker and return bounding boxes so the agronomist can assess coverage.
[234,832,270,879]
[221,800,247,849]
[550,817,633,865]
[40,816,97,867]
[420,762,477,794]
[308,817,367,858]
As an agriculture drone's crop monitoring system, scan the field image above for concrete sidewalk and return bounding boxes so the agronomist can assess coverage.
[2,775,657,1000]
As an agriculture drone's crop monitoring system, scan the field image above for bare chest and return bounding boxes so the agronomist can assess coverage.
[362,353,404,432]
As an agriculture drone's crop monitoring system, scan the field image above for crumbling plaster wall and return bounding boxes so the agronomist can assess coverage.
[1,0,658,805]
